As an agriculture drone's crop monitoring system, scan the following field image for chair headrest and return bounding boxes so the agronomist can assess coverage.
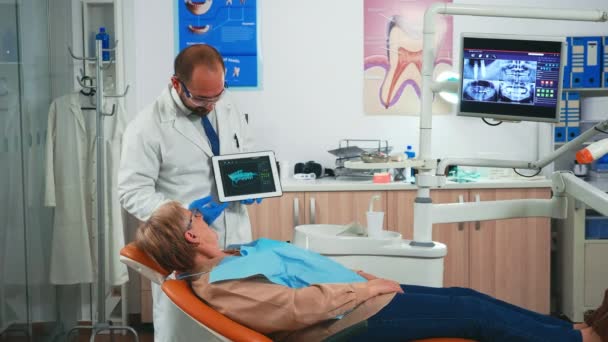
[120,243,170,285]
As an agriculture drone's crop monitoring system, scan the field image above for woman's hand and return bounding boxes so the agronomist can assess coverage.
[355,270,379,281]
[367,278,404,296]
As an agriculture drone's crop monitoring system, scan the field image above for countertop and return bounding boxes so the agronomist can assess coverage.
[281,177,552,192]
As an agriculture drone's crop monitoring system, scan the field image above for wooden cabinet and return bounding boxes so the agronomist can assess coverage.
[468,188,551,313]
[431,190,471,289]
[248,192,305,241]
[326,187,550,313]
[248,191,386,240]
[387,189,471,287]
[386,190,417,238]
[303,191,387,226]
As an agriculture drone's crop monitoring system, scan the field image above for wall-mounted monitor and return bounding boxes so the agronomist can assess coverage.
[457,33,565,123]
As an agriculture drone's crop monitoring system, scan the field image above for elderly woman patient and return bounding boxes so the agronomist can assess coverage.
[135,202,608,342]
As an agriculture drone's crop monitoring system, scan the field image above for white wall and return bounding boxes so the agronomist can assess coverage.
[131,0,608,169]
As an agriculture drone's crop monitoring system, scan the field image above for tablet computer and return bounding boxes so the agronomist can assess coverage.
[212,151,283,203]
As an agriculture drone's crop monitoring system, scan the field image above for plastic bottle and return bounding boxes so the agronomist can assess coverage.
[404,145,416,183]
[95,27,110,61]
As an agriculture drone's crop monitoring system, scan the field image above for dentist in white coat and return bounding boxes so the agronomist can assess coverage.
[118,44,254,341]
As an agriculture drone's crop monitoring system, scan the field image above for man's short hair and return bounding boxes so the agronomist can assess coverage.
[174,44,225,83]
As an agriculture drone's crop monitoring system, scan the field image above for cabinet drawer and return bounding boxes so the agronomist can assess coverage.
[584,243,608,307]
[141,290,153,323]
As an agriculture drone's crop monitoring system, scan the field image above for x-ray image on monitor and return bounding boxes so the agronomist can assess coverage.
[458,34,564,123]
[462,59,538,104]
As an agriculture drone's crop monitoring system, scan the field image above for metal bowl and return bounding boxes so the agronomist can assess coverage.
[360,151,389,163]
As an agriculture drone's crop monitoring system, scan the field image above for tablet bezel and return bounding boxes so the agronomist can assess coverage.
[212,151,283,203]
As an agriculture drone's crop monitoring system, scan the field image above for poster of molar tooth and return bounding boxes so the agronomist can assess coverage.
[364,0,453,115]
[178,0,258,87]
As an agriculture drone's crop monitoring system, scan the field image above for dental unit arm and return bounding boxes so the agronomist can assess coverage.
[410,4,608,246]
[435,120,608,177]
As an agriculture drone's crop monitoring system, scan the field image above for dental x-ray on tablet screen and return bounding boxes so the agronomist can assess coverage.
[212,151,283,203]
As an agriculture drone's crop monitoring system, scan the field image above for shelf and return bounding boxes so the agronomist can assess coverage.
[554,141,592,146]
[344,159,424,170]
[579,120,607,124]
[563,88,608,97]
[584,240,608,245]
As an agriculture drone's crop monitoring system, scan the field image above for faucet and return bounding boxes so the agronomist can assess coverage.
[368,195,381,212]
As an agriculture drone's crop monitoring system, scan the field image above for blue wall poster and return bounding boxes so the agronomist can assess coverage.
[177,0,258,87]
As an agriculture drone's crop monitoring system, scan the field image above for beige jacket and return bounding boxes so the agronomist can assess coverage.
[190,256,395,341]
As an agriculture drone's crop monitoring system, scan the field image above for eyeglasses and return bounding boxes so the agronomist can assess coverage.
[178,79,225,107]
[187,208,202,230]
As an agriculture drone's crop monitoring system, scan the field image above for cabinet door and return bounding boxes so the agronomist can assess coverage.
[584,243,608,308]
[386,190,417,239]
[247,192,305,241]
[431,189,470,288]
[304,191,387,227]
[469,188,551,313]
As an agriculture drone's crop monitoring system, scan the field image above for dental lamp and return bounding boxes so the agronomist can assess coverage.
[410,4,608,246]
[576,138,608,164]
[435,71,459,104]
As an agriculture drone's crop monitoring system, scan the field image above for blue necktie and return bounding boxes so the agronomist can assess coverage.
[202,116,220,156]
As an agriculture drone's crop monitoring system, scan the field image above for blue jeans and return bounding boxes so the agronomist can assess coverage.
[351,285,581,342]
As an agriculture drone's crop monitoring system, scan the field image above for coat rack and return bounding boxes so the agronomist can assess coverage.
[66,39,138,342]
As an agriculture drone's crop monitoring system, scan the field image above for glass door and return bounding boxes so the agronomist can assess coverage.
[1,0,64,340]
[0,0,29,338]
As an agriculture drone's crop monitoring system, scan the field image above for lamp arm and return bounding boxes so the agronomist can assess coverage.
[434,120,608,176]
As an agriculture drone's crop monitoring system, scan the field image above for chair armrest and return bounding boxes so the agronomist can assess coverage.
[162,279,272,342]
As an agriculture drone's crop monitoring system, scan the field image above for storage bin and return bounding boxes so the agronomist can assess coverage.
[585,216,608,239]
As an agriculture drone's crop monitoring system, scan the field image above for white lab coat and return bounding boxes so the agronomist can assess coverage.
[44,92,129,286]
[118,86,253,342]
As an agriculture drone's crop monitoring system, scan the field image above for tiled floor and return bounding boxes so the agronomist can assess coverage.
[70,324,153,342]
[0,324,154,342]
[72,330,153,342]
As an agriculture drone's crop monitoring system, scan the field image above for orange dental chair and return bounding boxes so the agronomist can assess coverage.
[119,243,475,342]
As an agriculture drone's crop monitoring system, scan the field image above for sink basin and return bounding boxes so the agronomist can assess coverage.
[293,224,402,254]
[294,224,445,258]
[292,224,447,286]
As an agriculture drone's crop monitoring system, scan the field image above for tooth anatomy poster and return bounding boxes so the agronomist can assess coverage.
[364,0,453,115]
[177,0,258,87]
